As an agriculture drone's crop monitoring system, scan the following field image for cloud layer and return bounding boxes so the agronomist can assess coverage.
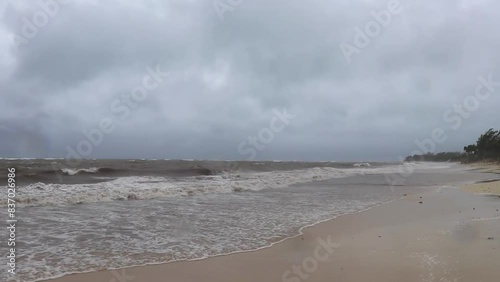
[1,0,500,161]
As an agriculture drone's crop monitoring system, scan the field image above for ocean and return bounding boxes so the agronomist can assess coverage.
[0,159,462,281]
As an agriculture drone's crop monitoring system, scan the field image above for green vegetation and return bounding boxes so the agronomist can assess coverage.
[405,152,465,162]
[463,128,500,162]
[405,128,500,163]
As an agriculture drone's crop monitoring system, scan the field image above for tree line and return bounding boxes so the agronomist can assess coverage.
[405,128,500,163]
[463,128,500,162]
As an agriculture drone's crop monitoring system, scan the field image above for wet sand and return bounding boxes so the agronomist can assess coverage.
[45,177,500,282]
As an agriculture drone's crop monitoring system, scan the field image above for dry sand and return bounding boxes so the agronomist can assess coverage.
[45,186,500,282]
[464,163,500,196]
[468,162,500,174]
[462,180,500,196]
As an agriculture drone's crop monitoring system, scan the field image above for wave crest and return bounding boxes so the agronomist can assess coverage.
[0,163,452,208]
[353,163,371,167]
[61,167,100,176]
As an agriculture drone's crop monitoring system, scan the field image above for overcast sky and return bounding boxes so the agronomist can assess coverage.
[1,0,499,161]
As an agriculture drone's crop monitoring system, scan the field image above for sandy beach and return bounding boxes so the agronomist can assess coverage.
[468,162,500,174]
[463,180,500,196]
[44,168,500,282]
[463,163,500,196]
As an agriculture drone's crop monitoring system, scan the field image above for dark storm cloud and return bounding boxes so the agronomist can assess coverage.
[1,0,500,161]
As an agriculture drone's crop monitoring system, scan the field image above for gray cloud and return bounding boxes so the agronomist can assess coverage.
[1,0,500,161]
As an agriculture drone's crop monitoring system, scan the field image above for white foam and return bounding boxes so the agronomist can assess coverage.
[6,162,455,282]
[0,157,37,160]
[15,181,394,282]
[0,163,447,208]
[61,167,100,176]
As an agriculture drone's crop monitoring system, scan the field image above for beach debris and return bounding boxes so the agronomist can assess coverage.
[403,194,407,196]
[473,208,476,210]
[487,237,494,240]
[419,201,423,204]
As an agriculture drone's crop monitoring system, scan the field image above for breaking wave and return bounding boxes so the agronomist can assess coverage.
[61,167,100,175]
[0,164,440,208]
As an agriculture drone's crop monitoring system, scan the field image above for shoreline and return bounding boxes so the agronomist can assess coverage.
[43,193,500,281]
[38,191,423,282]
[41,168,500,282]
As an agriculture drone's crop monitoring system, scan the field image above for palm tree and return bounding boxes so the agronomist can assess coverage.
[463,144,478,163]
[475,129,500,161]
[464,144,477,154]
